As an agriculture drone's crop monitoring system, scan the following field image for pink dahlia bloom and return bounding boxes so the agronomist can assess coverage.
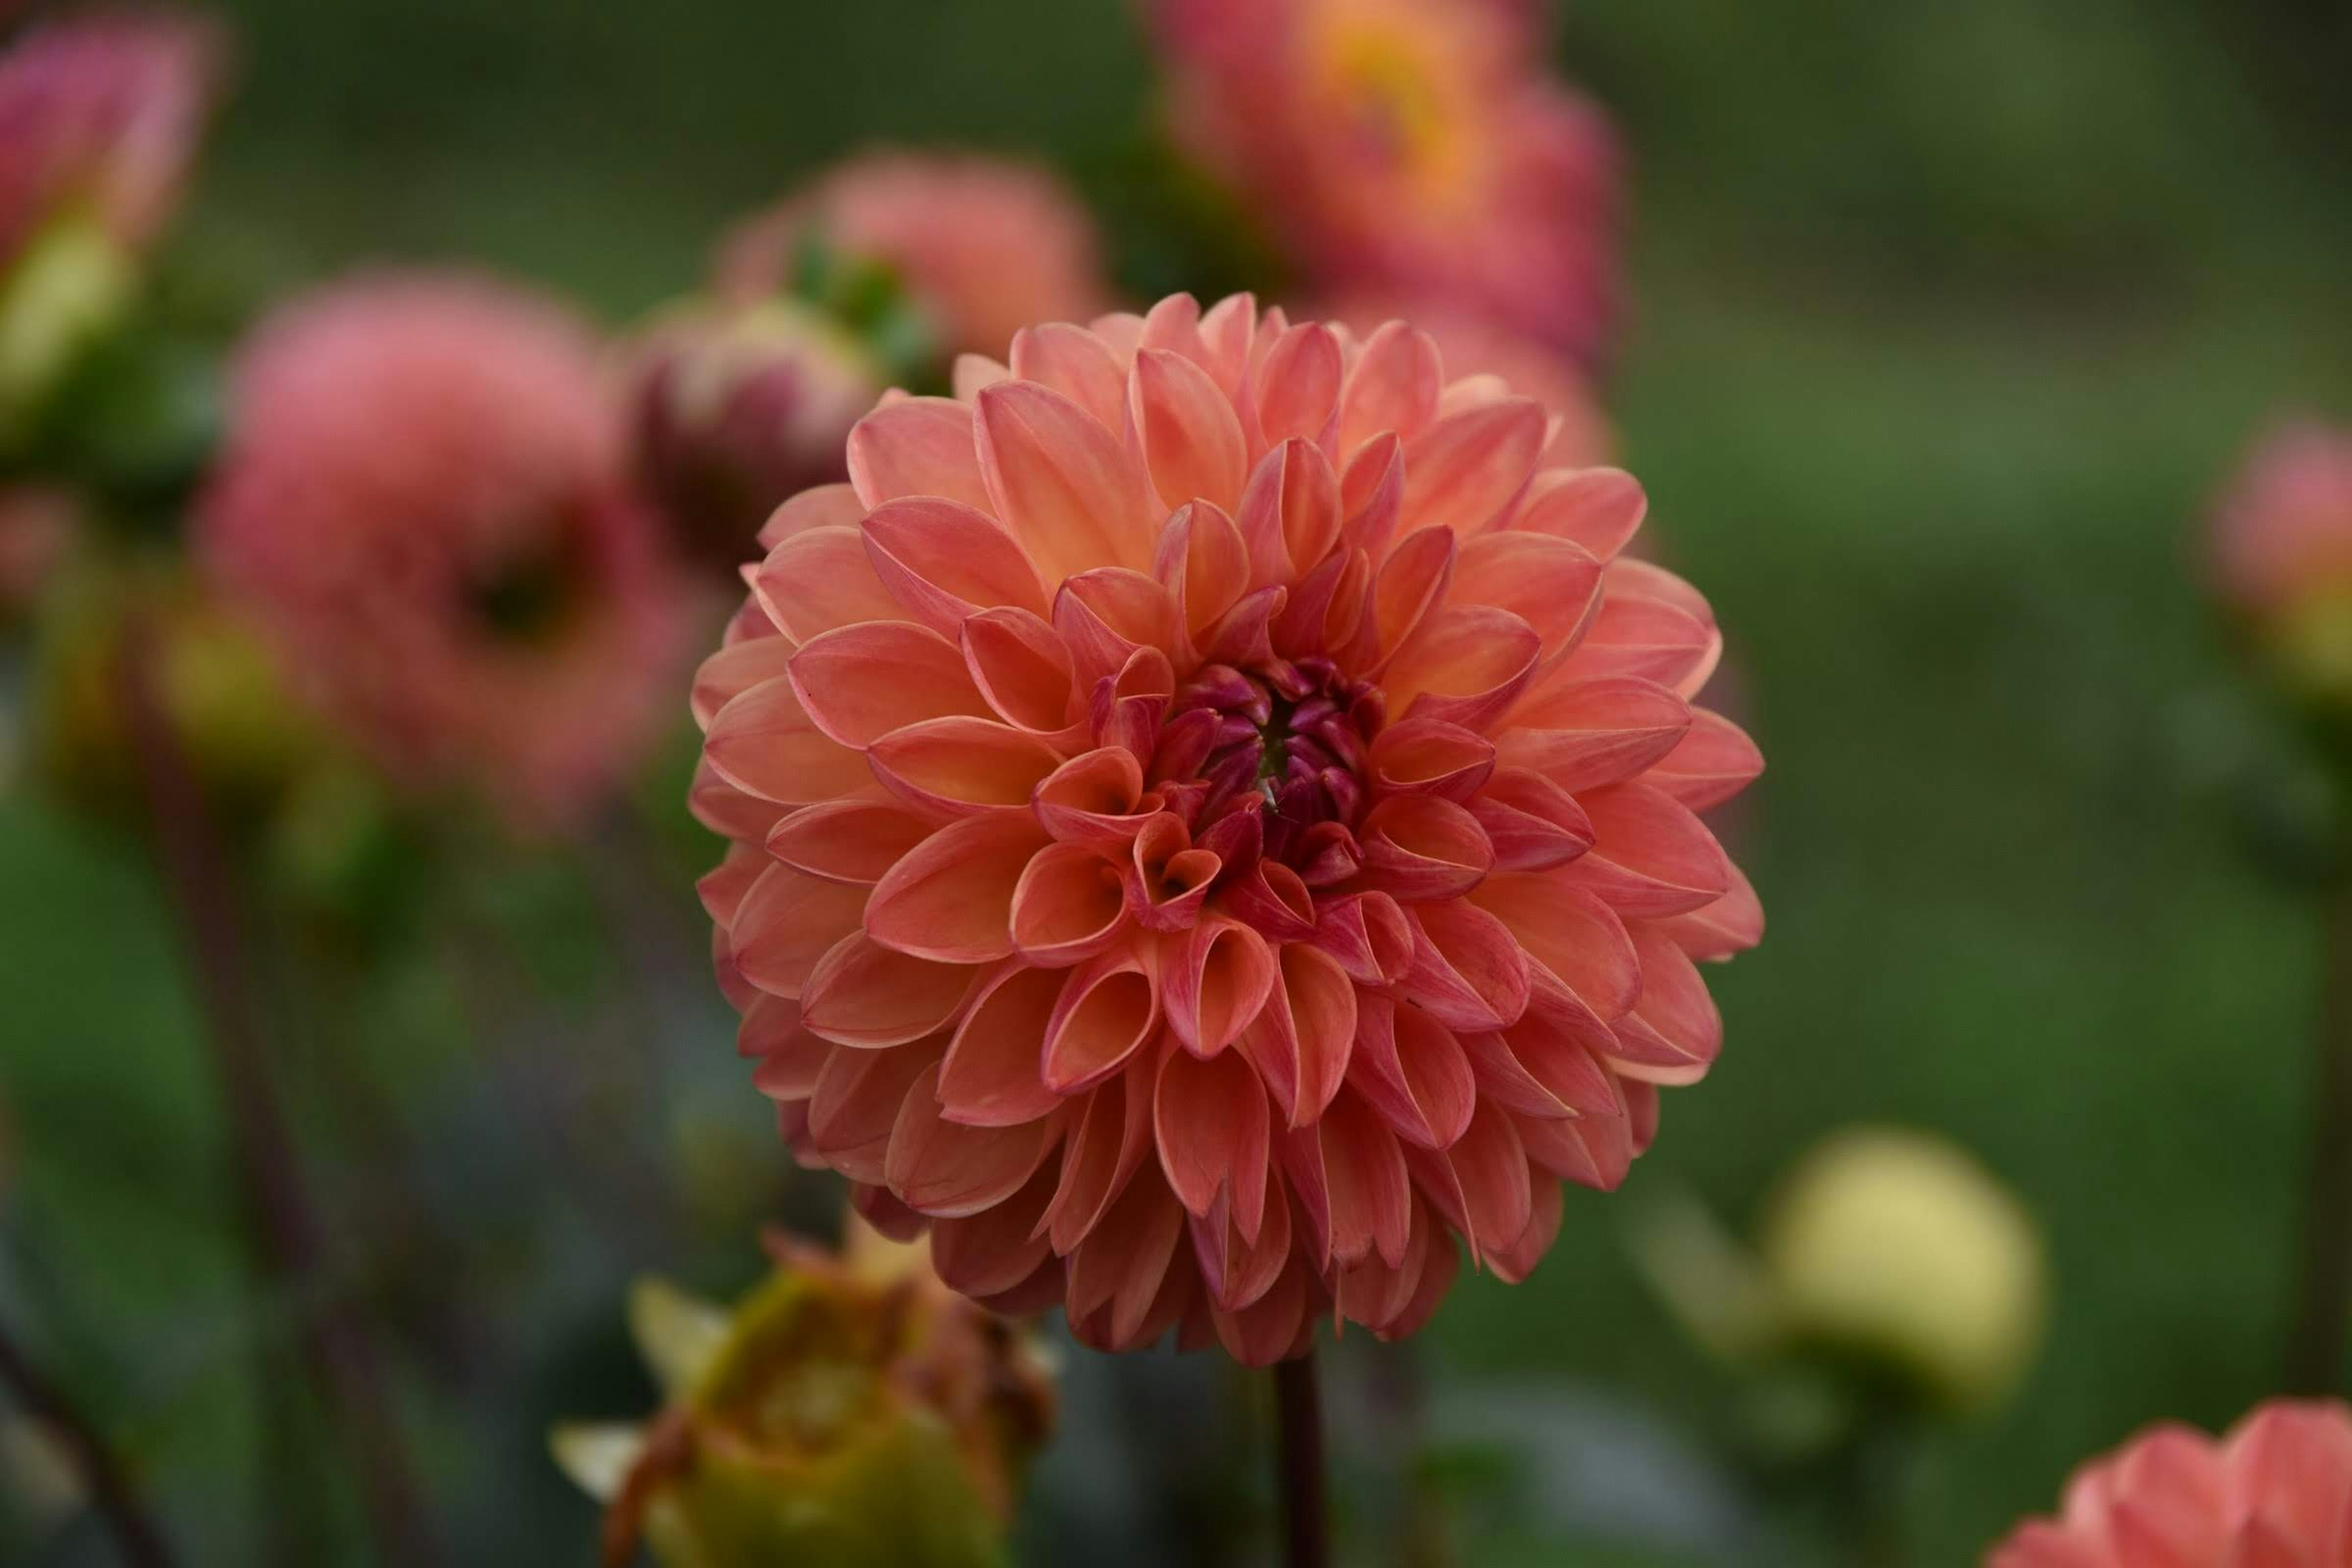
[1989,1400,2352,1568]
[1155,0,1621,364]
[717,151,1115,363]
[2212,421,2352,620]
[1325,295,1612,468]
[695,293,1760,1364]
[198,274,688,831]
[0,11,219,268]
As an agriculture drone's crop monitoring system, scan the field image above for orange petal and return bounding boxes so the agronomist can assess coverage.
[1558,592,1719,693]
[1366,525,1455,670]
[1191,1177,1293,1310]
[867,716,1063,816]
[1349,997,1477,1150]
[690,762,788,843]
[754,526,903,643]
[930,1163,1057,1295]
[692,636,796,731]
[1452,532,1606,659]
[766,801,933,884]
[1382,604,1544,731]
[704,676,874,806]
[1511,467,1646,559]
[861,496,1048,632]
[1498,674,1691,794]
[1033,747,1154,848]
[846,396,992,511]
[1311,890,1414,986]
[1368,717,1496,801]
[1153,499,1250,643]
[1256,322,1343,448]
[1400,899,1531,1031]
[1314,1090,1414,1268]
[1474,874,1642,1022]
[1606,925,1724,1086]
[1235,438,1342,590]
[863,815,1046,961]
[1163,916,1277,1057]
[1340,431,1406,557]
[960,606,1079,736]
[1123,813,1219,932]
[1650,708,1764,810]
[1357,794,1496,900]
[1401,398,1548,537]
[1562,782,1733,918]
[1011,841,1130,965]
[1337,320,1441,459]
[758,482,865,550]
[1134,347,1248,513]
[799,935,976,1047]
[807,1036,944,1183]
[1009,322,1128,431]
[1042,1063,1155,1252]
[885,1061,1058,1218]
[729,863,869,998]
[1156,1045,1272,1231]
[1650,862,1765,960]
[1039,945,1160,1093]
[1488,1175,1564,1284]
[951,353,1010,402]
[939,964,1068,1128]
[1466,768,1596,873]
[1054,568,1182,687]
[789,622,989,748]
[1068,1170,1188,1346]
[1445,1099,1532,1262]
[976,379,1157,581]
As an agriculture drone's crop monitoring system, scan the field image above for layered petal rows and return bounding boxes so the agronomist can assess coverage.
[695,293,1762,1364]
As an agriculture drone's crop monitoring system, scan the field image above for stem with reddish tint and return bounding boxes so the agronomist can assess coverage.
[1274,1352,1331,1568]
[2286,875,2352,1392]
[0,1309,176,1568]
[116,622,444,1568]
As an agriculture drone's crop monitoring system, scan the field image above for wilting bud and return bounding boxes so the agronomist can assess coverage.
[552,1218,1057,1568]
[628,300,882,576]
[2212,421,2352,719]
[1758,1126,2046,1415]
[27,559,316,826]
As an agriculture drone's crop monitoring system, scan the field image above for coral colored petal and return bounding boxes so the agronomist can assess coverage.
[1512,467,1648,559]
[1401,398,1548,537]
[807,1036,944,1182]
[692,636,797,731]
[1155,500,1251,641]
[866,716,1064,817]
[1033,747,1153,847]
[938,963,1068,1127]
[1558,592,1718,693]
[690,763,788,843]
[1316,1091,1414,1268]
[1055,568,1183,685]
[1357,794,1496,901]
[729,862,870,998]
[1368,718,1496,801]
[1452,531,1606,658]
[863,815,1046,961]
[1039,946,1160,1093]
[1401,899,1532,1031]
[1368,525,1456,669]
[788,622,989,748]
[1012,841,1130,965]
[799,935,976,1047]
[1383,604,1544,732]
[766,800,933,884]
[1068,1169,1188,1345]
[1256,323,1343,448]
[1123,813,1219,932]
[1009,322,1128,431]
[960,606,1079,734]
[1337,321,1442,458]
[951,353,1009,402]
[758,482,867,549]
[845,396,993,511]
[1564,782,1733,917]
[1134,347,1249,513]
[1349,997,1479,1150]
[886,1061,1059,1218]
[1472,873,1642,1020]
[929,1164,1057,1297]
[1237,439,1343,590]
[754,526,903,643]
[861,496,1049,632]
[1312,890,1415,986]
[1651,861,1766,961]
[976,380,1157,581]
[1341,432,1406,557]
[1163,916,1278,1057]
[1468,767,1597,873]
[1043,1063,1154,1252]
[1651,708,1765,810]
[1156,1045,1272,1229]
[1499,674,1692,794]
[704,676,875,806]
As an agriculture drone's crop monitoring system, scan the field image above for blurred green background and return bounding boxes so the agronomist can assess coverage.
[7,0,2352,1562]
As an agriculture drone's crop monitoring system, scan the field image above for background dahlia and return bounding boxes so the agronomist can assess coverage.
[2211,421,2352,711]
[198,273,688,831]
[696,292,1761,1363]
[1989,1400,2352,1568]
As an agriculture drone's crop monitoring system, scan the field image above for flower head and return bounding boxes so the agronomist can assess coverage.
[2211,421,2352,709]
[629,298,886,576]
[696,293,1761,1363]
[553,1218,1056,1568]
[197,273,688,831]
[1153,0,1620,361]
[717,151,1114,364]
[1990,1400,2352,1568]
[1325,293,1611,468]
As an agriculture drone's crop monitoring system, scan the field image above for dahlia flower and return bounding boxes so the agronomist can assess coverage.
[198,274,687,831]
[629,298,885,576]
[716,151,1114,363]
[1153,0,1621,363]
[2211,421,2352,709]
[1989,1400,2352,1568]
[695,293,1760,1362]
[553,1218,1056,1568]
[1328,294,1611,468]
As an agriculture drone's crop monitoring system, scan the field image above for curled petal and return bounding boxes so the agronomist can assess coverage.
[1256,323,1343,447]
[1382,605,1544,732]
[1034,747,1155,848]
[1368,718,1496,801]
[1055,568,1182,686]
[1039,945,1161,1093]
[1452,532,1605,658]
[1357,794,1496,901]
[1156,1045,1272,1234]
[867,717,1064,817]
[976,379,1156,581]
[1401,899,1532,1031]
[799,935,976,1047]
[1468,768,1596,872]
[807,1037,944,1183]
[1607,925,1724,1086]
[1011,842,1130,966]
[729,863,869,998]
[790,622,989,749]
[1238,941,1358,1128]
[1163,916,1277,1057]
[1336,321,1442,458]
[759,482,865,549]
[1349,997,1478,1150]
[1042,1062,1155,1252]
[1512,467,1647,560]
[846,396,993,511]
[691,636,796,731]
[1212,1253,1318,1366]
[1009,322,1127,430]
[864,815,1046,961]
[1651,709,1765,810]
[1221,862,1319,943]
[704,676,873,806]
[1155,500,1250,643]
[886,1062,1059,1218]
[1134,347,1249,513]
[1125,813,1220,932]
[766,801,933,884]
[1651,862,1765,960]
[939,964,1068,1127]
[861,496,1049,633]
[1499,674,1692,794]
[755,527,903,643]
[1312,890,1415,985]
[1400,399,1548,537]
[961,606,1079,736]
[1563,782,1733,917]
[1273,545,1371,660]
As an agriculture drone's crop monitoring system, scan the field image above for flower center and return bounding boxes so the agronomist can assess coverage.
[1172,655,1383,868]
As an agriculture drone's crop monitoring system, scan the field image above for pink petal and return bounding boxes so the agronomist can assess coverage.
[1400,899,1532,1031]
[1009,322,1128,431]
[1468,768,1597,873]
[754,526,903,643]
[704,676,875,806]
[951,353,1010,402]
[938,964,1068,1128]
[1564,782,1734,917]
[807,1037,943,1183]
[1649,862,1765,960]
[1256,322,1343,447]
[758,482,866,549]
[1033,747,1153,848]
[1068,1169,1188,1345]
[960,606,1079,736]
[1043,1063,1155,1252]
[866,716,1064,816]
[930,1163,1057,1295]
[799,935,976,1047]
[1012,842,1131,966]
[1039,944,1160,1093]
[1510,467,1647,560]
[1311,890,1415,986]
[1604,926,1722,1086]
[692,634,798,731]
[729,862,869,998]
[976,380,1158,581]
[1123,813,1220,933]
[1651,708,1765,810]
[1314,1090,1414,1268]
[1559,592,1719,694]
[1365,525,1456,671]
[1153,499,1250,642]
[863,815,1046,962]
[1340,432,1406,557]
[1498,674,1692,794]
[1349,997,1479,1150]
[1357,794,1496,901]
[1337,321,1442,458]
[886,1061,1058,1218]
[861,496,1049,633]
[1400,399,1548,537]
[1133,347,1248,513]
[1242,941,1358,1128]
[788,622,990,749]
[1156,1044,1272,1232]
[1163,916,1277,1057]
[1191,1177,1293,1310]
[1235,439,1343,589]
[846,396,992,511]
[1472,873,1642,1021]
[766,800,933,884]
[1054,568,1182,687]
[1382,604,1544,731]
[1452,532,1606,658]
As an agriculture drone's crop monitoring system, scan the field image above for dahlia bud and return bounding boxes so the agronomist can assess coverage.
[1757,1127,2046,1415]
[628,300,884,575]
[2211,421,2352,720]
[552,1219,1057,1568]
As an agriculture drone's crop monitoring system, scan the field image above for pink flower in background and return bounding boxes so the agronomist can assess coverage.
[0,10,219,268]
[198,274,688,831]
[2212,421,2352,620]
[1154,0,1621,363]
[0,485,74,616]
[717,151,1115,362]
[1324,295,1613,467]
[695,293,1760,1363]
[1989,1400,2352,1567]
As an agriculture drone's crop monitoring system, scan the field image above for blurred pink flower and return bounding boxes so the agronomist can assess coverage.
[1989,1400,2352,1567]
[0,10,219,268]
[717,151,1115,363]
[1154,0,1621,363]
[1324,294,1613,467]
[2212,420,2352,619]
[695,292,1760,1363]
[198,274,689,831]
[0,484,74,616]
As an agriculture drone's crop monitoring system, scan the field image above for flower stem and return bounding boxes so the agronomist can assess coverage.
[1273,1352,1331,1568]
[2288,873,2352,1391]
[116,620,444,1568]
[0,1308,176,1568]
